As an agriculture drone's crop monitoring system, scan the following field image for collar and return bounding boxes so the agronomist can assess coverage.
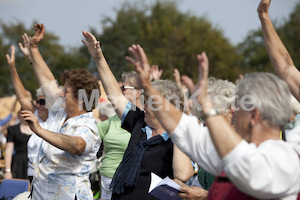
[142,126,169,141]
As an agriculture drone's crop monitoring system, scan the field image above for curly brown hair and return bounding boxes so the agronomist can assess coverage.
[61,69,100,111]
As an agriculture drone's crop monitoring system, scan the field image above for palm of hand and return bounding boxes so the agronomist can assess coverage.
[21,48,30,57]
[87,41,101,59]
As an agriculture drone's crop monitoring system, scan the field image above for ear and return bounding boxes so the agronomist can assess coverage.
[249,108,261,127]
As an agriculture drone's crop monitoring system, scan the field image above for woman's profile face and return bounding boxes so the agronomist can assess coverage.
[63,81,78,114]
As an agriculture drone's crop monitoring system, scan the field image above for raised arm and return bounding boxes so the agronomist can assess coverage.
[82,31,128,118]
[29,24,56,86]
[6,45,35,113]
[126,44,182,133]
[193,53,242,158]
[258,0,300,100]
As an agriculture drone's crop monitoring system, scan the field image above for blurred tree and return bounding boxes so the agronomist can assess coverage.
[94,0,241,82]
[0,21,89,97]
[237,1,300,74]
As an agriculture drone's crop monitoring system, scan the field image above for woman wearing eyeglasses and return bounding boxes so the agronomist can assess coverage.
[6,39,50,183]
[97,71,142,200]
[83,32,194,200]
[18,24,101,200]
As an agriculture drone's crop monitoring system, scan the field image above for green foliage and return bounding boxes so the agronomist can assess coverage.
[95,0,241,82]
[237,0,300,74]
[280,2,300,69]
[0,22,90,97]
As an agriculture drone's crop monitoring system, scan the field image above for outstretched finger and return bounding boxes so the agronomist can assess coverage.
[125,56,136,65]
[181,75,195,94]
[128,44,139,61]
[10,45,15,58]
[24,34,31,43]
[19,42,24,50]
[137,45,149,66]
[6,54,10,61]
[81,39,88,47]
[197,52,209,85]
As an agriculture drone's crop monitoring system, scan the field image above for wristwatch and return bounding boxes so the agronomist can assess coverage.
[202,108,219,121]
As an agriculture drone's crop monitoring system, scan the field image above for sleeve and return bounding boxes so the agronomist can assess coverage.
[121,103,145,133]
[170,113,223,175]
[223,140,300,198]
[72,126,97,154]
[39,80,60,110]
[6,126,15,143]
[97,117,111,140]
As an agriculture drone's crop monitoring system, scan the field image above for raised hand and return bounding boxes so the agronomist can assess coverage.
[125,44,151,89]
[195,52,210,113]
[181,75,195,94]
[30,24,45,47]
[257,0,271,17]
[173,68,181,87]
[6,45,15,68]
[82,31,103,60]
[150,65,163,81]
[19,33,31,60]
[21,110,42,134]
[181,53,210,113]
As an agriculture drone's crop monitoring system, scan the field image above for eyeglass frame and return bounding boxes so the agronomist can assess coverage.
[120,85,136,91]
[36,98,46,106]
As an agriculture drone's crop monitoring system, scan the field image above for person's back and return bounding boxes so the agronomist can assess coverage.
[98,114,131,200]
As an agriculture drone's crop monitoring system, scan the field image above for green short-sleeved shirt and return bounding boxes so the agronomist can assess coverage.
[97,114,131,177]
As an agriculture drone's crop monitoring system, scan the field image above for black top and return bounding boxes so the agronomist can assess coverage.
[7,123,31,155]
[112,107,174,200]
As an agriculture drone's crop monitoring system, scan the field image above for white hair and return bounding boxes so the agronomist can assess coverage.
[191,77,236,117]
[236,72,291,130]
[36,88,44,98]
[97,102,116,119]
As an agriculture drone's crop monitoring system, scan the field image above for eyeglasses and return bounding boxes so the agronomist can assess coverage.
[120,85,135,91]
[36,99,46,106]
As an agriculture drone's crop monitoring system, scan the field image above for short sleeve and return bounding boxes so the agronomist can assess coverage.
[72,126,97,154]
[6,126,15,143]
[40,80,60,110]
[121,107,145,133]
[97,118,111,140]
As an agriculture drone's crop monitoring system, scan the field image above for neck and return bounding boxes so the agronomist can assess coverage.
[67,109,87,119]
[151,126,165,137]
[250,121,281,146]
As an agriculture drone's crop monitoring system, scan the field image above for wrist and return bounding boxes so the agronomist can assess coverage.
[30,44,39,49]
[5,169,11,173]
[258,12,269,21]
[202,108,219,121]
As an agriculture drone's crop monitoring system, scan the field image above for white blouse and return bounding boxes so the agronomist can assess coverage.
[170,113,300,200]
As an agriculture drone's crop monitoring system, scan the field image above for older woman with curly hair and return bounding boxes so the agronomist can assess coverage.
[20,24,101,200]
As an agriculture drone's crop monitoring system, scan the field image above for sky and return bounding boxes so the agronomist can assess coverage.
[0,0,298,48]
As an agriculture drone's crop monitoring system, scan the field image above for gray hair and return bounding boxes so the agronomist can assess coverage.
[192,77,236,117]
[36,88,44,98]
[152,79,185,112]
[236,72,291,130]
[121,71,139,89]
[207,77,236,113]
[97,102,116,119]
